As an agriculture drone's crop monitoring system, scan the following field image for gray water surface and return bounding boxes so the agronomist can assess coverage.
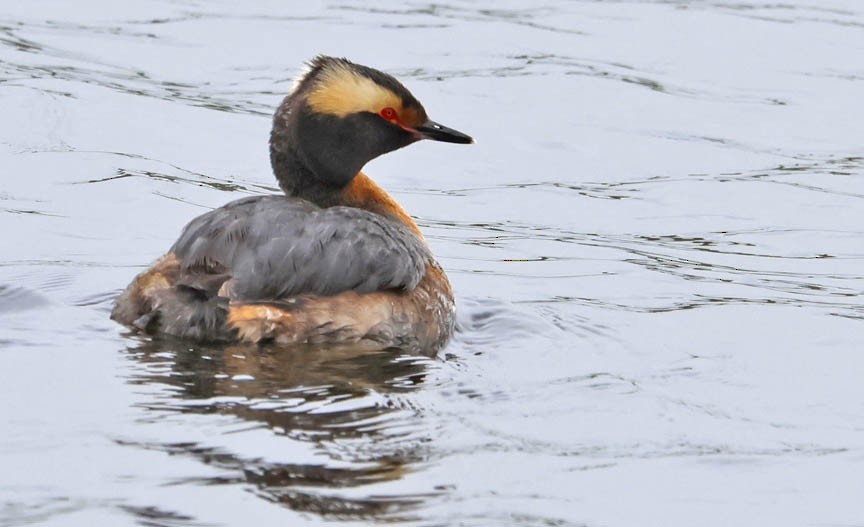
[2,1,864,526]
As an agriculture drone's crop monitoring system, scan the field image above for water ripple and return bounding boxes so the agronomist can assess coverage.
[0,283,51,314]
[0,23,275,115]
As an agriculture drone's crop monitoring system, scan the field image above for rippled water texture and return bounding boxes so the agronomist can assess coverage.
[2,1,864,526]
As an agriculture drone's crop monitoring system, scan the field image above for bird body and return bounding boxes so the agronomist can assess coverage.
[111,56,472,353]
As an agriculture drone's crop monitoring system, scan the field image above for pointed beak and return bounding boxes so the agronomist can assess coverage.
[413,120,474,144]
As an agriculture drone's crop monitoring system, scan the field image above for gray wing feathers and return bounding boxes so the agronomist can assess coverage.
[172,196,315,273]
[171,196,430,300]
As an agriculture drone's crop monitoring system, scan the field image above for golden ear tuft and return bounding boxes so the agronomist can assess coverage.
[307,62,403,117]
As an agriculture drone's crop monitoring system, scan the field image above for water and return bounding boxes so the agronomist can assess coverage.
[2,1,863,525]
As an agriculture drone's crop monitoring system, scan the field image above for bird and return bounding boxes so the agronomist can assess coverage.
[111,56,473,354]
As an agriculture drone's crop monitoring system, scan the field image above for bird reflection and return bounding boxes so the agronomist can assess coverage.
[122,339,439,520]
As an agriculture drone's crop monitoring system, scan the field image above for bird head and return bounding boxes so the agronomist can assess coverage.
[270,56,473,193]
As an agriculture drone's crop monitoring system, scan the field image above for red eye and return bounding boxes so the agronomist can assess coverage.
[379,107,398,121]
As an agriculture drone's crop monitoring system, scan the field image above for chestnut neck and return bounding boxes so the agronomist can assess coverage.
[337,173,423,237]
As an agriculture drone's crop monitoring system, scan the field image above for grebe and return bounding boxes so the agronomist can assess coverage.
[111,56,473,353]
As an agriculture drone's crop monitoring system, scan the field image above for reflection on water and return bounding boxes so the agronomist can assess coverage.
[123,339,438,520]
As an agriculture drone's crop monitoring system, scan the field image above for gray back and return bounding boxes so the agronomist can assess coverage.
[171,196,431,301]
